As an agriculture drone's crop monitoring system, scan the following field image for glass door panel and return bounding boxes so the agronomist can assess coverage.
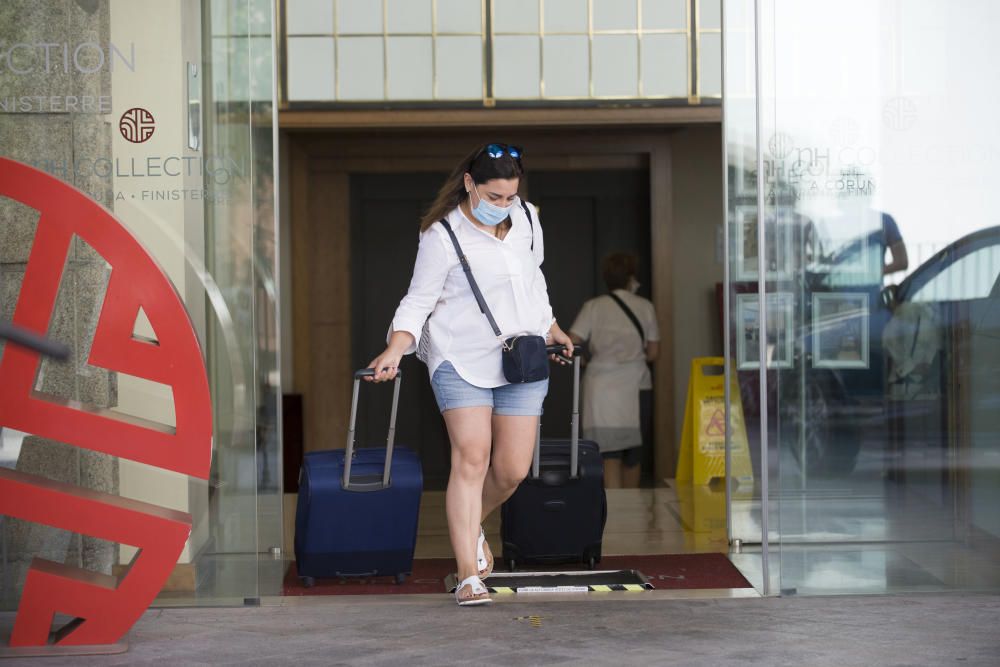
[725,0,1000,596]
[0,0,280,622]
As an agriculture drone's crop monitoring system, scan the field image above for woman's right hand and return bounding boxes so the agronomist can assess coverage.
[365,332,414,382]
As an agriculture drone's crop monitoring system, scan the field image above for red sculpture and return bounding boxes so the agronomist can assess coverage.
[0,158,213,646]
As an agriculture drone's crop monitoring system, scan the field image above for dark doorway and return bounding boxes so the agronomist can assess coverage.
[350,172,451,489]
[350,169,651,489]
[529,170,653,485]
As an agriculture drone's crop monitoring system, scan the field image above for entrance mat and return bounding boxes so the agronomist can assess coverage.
[444,569,653,594]
[282,553,751,596]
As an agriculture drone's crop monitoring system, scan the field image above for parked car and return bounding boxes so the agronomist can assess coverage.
[735,225,1000,476]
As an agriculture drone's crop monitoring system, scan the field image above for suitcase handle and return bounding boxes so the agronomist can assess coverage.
[343,368,402,491]
[354,368,404,379]
[531,352,581,479]
[545,342,588,360]
[335,570,378,578]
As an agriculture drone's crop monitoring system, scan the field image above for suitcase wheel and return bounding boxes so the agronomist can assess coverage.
[300,576,316,588]
[394,573,407,585]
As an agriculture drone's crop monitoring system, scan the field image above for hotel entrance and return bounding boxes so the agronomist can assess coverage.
[279,124,744,593]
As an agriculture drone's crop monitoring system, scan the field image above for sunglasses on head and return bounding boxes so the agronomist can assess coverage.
[478,143,523,161]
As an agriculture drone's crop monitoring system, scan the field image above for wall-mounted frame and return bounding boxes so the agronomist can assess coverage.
[813,228,872,278]
[734,205,793,281]
[811,208,891,283]
[736,292,794,370]
[812,292,870,369]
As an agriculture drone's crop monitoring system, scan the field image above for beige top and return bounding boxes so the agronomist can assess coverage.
[570,290,659,451]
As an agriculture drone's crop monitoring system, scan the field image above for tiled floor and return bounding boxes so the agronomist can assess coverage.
[409,487,731,560]
[198,479,1000,603]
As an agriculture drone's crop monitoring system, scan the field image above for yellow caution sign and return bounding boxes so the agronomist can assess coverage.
[674,480,753,551]
[676,357,753,487]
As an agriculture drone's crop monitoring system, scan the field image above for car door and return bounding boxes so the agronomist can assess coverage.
[885,226,1000,481]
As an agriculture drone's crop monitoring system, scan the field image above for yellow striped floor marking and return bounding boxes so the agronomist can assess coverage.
[623,584,645,592]
[492,586,514,594]
[590,585,612,592]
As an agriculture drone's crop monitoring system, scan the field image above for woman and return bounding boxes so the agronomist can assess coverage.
[366,144,574,606]
[570,252,659,488]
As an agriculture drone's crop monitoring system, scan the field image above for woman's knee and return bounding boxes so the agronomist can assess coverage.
[490,464,528,493]
[444,407,493,480]
[452,448,490,479]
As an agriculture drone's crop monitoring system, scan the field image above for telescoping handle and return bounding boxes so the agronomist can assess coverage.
[531,345,581,479]
[343,368,402,491]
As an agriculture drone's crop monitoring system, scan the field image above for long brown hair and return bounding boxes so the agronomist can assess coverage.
[419,145,524,231]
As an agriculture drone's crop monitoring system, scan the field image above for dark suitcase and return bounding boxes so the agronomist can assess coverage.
[500,350,607,570]
[294,368,422,586]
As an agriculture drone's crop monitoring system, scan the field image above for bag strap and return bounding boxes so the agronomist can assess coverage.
[519,199,534,252]
[608,292,646,345]
[440,219,504,339]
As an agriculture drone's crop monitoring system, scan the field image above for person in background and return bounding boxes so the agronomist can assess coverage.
[881,212,908,276]
[569,252,659,488]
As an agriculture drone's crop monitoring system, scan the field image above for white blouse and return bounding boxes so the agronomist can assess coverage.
[389,200,554,388]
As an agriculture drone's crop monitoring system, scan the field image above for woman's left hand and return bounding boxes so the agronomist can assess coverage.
[548,324,574,365]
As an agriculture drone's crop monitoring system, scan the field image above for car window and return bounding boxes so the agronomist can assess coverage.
[911,244,1000,303]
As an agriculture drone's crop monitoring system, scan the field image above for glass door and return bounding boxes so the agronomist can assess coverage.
[725,0,1000,596]
[722,0,781,595]
[0,0,281,631]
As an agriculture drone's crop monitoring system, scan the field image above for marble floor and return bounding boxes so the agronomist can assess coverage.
[32,473,981,608]
[266,480,999,600]
[3,479,998,611]
[408,486,732,560]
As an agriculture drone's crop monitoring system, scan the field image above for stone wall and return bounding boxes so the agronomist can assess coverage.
[0,0,118,604]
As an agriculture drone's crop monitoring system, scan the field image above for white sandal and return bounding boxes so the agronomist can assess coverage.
[455,575,492,606]
[477,526,494,579]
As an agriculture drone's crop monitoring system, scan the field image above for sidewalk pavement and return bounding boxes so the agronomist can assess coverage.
[4,591,999,666]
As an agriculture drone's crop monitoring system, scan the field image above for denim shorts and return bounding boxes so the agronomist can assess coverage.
[430,361,548,416]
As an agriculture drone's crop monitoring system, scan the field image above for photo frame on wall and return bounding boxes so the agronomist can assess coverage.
[812,292,870,369]
[736,292,795,370]
[733,206,794,281]
[811,208,885,281]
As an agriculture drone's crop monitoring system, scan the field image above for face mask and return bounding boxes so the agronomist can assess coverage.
[469,185,515,227]
[628,277,641,294]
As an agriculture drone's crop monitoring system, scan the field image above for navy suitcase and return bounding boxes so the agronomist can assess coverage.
[500,351,607,570]
[294,369,422,586]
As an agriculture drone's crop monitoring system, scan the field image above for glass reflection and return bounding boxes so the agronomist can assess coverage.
[725,0,1000,595]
